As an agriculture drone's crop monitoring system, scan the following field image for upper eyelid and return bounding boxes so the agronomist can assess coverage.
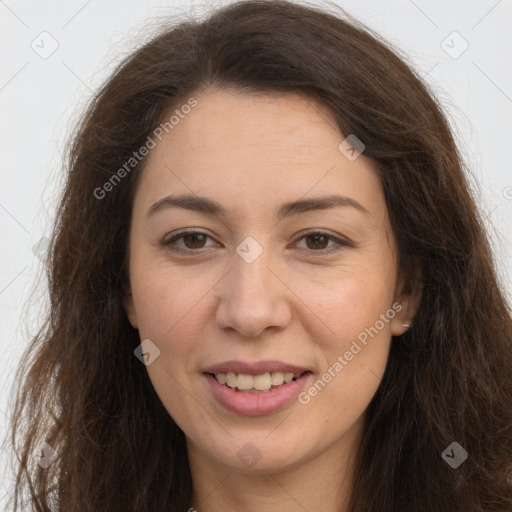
[293,229,348,243]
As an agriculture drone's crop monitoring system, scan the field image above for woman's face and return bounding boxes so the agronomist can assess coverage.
[124,88,414,473]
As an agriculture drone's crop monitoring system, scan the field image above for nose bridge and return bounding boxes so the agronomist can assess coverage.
[215,236,290,337]
[231,237,275,306]
[233,240,270,292]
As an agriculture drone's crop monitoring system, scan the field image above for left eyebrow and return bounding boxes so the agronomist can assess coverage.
[276,194,371,220]
[145,193,371,220]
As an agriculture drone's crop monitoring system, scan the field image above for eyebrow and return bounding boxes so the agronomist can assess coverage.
[146,193,371,221]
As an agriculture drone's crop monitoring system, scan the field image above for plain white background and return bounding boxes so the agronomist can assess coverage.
[1,0,511,506]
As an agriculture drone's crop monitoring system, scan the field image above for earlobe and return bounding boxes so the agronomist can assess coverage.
[123,292,139,329]
[390,304,412,336]
[391,270,422,336]
[390,296,418,336]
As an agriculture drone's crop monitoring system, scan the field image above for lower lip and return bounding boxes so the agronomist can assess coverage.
[204,372,313,416]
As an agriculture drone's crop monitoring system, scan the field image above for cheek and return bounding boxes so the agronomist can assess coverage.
[130,259,210,332]
[298,281,393,431]
[305,262,396,405]
[129,267,210,423]
[310,265,395,343]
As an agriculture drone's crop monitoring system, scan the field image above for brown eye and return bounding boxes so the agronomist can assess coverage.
[162,231,217,252]
[304,234,330,250]
[294,231,350,253]
[182,233,208,249]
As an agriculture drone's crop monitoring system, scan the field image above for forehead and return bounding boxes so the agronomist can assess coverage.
[134,88,386,224]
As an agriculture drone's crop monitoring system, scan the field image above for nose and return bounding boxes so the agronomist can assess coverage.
[215,244,292,339]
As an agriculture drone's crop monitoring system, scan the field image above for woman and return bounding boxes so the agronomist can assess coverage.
[9,1,512,510]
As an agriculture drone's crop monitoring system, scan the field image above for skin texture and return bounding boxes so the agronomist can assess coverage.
[123,88,420,512]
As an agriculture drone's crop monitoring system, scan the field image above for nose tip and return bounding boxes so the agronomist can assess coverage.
[214,248,291,338]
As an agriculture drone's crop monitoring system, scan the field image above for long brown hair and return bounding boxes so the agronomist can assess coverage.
[7,1,512,510]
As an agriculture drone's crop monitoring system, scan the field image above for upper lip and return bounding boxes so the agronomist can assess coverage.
[203,360,311,376]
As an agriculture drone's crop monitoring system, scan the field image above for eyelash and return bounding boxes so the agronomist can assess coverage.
[161,229,352,255]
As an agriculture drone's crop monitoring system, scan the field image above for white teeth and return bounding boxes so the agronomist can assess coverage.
[253,373,272,391]
[226,372,237,388]
[213,371,304,391]
[270,371,284,386]
[283,372,294,383]
[236,374,254,390]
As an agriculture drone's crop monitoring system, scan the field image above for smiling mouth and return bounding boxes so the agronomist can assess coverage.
[207,371,310,393]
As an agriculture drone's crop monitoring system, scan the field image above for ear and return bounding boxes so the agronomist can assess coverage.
[390,263,422,337]
[123,289,139,329]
